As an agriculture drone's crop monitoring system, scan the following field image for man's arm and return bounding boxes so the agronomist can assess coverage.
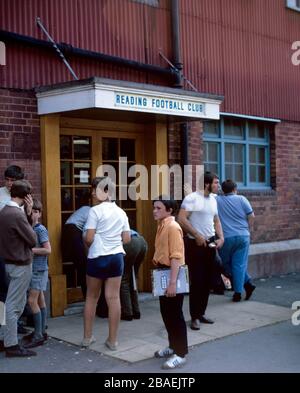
[214,215,224,249]
[84,229,95,247]
[32,241,51,256]
[177,208,206,247]
[122,231,131,244]
[166,258,181,297]
[247,212,255,232]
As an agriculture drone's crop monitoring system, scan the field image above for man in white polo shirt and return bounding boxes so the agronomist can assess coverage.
[178,172,224,330]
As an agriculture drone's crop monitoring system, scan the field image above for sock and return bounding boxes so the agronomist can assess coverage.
[33,312,43,339]
[40,307,47,334]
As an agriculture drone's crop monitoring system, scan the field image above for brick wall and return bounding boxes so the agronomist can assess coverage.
[168,120,300,244]
[248,121,300,243]
[168,120,203,196]
[0,88,41,201]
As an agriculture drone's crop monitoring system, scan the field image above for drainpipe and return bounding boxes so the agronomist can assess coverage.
[171,0,183,88]
[171,1,188,191]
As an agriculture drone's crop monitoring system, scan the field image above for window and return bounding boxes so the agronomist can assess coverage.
[286,0,300,12]
[203,118,271,189]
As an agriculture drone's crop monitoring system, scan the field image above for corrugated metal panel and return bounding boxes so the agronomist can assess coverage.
[1,0,300,121]
[0,0,171,88]
[180,0,300,121]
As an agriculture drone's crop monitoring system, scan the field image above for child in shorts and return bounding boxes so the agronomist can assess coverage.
[23,199,51,349]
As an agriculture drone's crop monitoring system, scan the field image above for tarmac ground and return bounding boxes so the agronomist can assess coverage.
[0,272,299,373]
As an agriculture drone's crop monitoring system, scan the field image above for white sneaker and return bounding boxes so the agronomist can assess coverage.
[81,336,96,348]
[162,354,186,369]
[154,347,174,358]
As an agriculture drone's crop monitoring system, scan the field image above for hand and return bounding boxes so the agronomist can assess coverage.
[195,234,207,247]
[24,194,33,216]
[215,238,224,249]
[31,214,39,226]
[166,282,177,297]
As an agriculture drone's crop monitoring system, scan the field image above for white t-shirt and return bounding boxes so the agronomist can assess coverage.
[0,186,10,211]
[181,192,218,239]
[85,201,130,258]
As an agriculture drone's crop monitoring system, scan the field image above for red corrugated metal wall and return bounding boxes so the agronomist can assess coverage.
[180,0,300,121]
[1,0,300,121]
[0,0,171,87]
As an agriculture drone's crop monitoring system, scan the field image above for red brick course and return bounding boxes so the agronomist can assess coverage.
[0,88,41,201]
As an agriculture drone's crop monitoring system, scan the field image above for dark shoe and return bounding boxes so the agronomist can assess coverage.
[190,319,200,330]
[232,292,242,302]
[133,312,141,319]
[5,345,37,357]
[0,340,4,352]
[244,282,256,300]
[121,314,133,321]
[17,325,31,334]
[22,332,48,343]
[22,336,44,349]
[199,316,214,324]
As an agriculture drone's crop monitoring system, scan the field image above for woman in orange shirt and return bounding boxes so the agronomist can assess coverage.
[152,196,188,369]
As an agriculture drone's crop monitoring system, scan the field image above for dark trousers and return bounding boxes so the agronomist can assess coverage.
[120,236,147,317]
[159,294,188,358]
[61,224,87,297]
[185,238,216,319]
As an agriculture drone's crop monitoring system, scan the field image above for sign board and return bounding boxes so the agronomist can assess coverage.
[37,81,222,119]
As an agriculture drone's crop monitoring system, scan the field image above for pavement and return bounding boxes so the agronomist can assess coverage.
[47,294,291,363]
[0,272,299,373]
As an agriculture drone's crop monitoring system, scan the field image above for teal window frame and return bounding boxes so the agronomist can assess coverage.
[203,118,271,190]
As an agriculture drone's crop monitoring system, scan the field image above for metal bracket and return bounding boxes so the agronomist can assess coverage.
[36,17,79,80]
[159,51,198,92]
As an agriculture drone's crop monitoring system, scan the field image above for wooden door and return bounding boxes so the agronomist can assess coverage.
[59,128,143,303]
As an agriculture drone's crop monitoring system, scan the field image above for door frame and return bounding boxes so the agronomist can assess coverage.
[41,114,167,316]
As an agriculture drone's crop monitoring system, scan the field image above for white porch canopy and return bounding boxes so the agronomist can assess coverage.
[36,77,222,119]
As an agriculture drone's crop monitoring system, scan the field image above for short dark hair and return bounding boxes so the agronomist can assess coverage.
[91,176,116,196]
[10,180,32,198]
[221,179,237,194]
[204,171,218,187]
[152,195,178,216]
[4,165,24,180]
[32,198,43,212]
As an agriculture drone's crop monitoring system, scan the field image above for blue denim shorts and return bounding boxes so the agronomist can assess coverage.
[87,253,124,279]
[30,270,48,291]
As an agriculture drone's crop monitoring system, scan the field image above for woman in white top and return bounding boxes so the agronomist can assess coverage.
[82,177,131,350]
